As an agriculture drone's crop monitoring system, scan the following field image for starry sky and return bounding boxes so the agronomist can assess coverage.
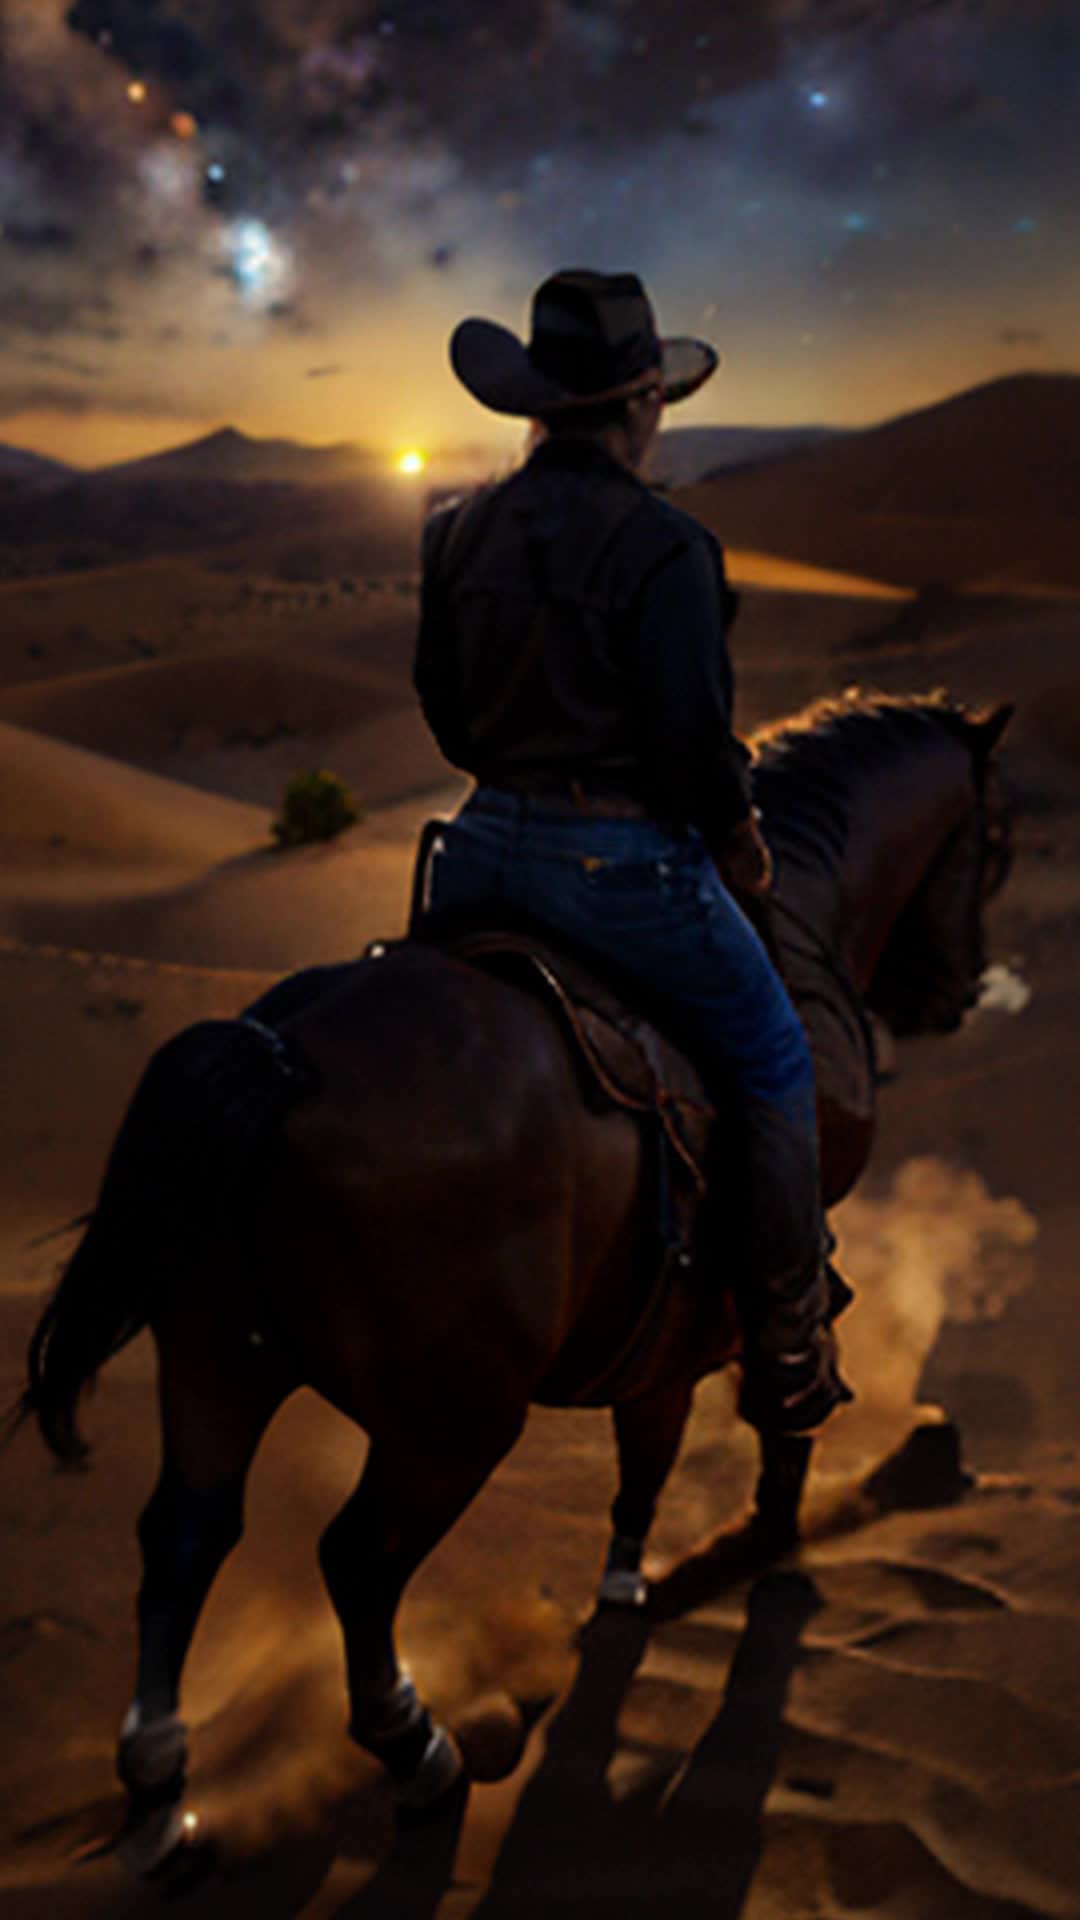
[2,0,1078,468]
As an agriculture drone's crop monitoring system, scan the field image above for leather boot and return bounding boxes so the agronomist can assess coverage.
[731,1094,854,1435]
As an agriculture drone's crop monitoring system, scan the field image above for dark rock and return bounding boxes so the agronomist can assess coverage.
[861,1418,974,1511]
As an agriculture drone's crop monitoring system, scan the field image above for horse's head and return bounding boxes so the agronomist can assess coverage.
[866,702,1014,1036]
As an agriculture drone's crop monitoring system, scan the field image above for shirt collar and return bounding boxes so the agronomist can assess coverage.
[526,436,646,486]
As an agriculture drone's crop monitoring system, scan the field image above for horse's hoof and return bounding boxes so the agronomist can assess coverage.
[393,1724,467,1824]
[597,1532,649,1610]
[454,1690,530,1782]
[596,1566,649,1610]
[395,1766,470,1829]
[119,1806,215,1889]
[150,1830,218,1898]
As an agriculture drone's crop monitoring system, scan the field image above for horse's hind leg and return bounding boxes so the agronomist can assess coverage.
[117,1314,292,1876]
[598,1382,695,1609]
[319,1413,523,1814]
[752,1432,814,1549]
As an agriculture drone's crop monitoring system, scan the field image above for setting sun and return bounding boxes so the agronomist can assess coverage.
[397,450,426,475]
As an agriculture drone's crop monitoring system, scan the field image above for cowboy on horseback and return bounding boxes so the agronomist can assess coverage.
[413,268,852,1436]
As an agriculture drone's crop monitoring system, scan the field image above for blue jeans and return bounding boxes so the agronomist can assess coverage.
[427,788,815,1118]
[427,788,841,1419]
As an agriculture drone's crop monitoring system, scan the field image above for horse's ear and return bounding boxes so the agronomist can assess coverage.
[972,702,1015,756]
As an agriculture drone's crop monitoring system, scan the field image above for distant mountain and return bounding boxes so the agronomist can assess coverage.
[0,444,73,486]
[653,425,847,489]
[0,425,513,579]
[96,425,380,486]
[0,455,420,581]
[679,373,1080,591]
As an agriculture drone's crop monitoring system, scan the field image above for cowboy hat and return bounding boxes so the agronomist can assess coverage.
[449,269,719,418]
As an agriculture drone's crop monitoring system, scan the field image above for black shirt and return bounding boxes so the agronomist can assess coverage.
[413,437,753,848]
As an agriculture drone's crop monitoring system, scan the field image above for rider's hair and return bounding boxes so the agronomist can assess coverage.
[537,395,634,437]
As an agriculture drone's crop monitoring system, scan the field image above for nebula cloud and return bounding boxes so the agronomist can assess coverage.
[1,1,1077,451]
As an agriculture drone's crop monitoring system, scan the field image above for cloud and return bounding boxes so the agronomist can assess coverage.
[23,347,103,378]
[0,380,98,416]
[305,362,343,378]
[999,325,1045,345]
[0,220,77,250]
[0,373,198,420]
[0,284,118,339]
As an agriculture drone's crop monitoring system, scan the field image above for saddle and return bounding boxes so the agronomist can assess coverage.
[406,906,727,1404]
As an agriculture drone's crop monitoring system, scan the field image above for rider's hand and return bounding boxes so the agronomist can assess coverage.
[717,811,774,897]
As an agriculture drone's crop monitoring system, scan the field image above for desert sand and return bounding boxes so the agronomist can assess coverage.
[2,409,1080,1918]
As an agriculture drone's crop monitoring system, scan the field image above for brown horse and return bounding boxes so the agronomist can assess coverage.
[11,689,1012,1874]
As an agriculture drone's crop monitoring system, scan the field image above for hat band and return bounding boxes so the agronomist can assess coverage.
[536,366,664,412]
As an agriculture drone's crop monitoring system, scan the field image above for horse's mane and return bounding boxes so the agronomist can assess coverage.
[749,686,973,876]
[749,685,970,767]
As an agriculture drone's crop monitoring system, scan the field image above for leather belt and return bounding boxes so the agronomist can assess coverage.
[484,780,652,820]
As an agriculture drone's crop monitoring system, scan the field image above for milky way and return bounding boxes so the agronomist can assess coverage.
[1,0,1078,460]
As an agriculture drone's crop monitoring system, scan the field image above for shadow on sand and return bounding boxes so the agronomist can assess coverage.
[456,1564,821,1920]
[22,1553,817,1919]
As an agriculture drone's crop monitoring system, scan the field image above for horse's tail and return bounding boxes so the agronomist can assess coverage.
[8,1018,315,1468]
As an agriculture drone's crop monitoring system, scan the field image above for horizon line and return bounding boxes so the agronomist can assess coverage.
[4,364,1079,473]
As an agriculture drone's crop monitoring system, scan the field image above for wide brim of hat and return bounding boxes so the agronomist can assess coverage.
[450,318,719,417]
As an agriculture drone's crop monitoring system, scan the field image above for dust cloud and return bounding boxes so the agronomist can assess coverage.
[822,1156,1038,1472]
[177,1554,570,1852]
[182,1593,361,1854]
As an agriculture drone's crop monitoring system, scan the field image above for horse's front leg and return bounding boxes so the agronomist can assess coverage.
[598,1381,695,1608]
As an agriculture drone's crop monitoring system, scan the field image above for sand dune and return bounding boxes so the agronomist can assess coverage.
[0,648,405,768]
[2,779,465,968]
[683,374,1080,592]
[5,834,406,970]
[0,720,267,870]
[0,940,275,1260]
[689,496,1080,597]
[315,702,458,811]
[725,548,907,600]
[0,559,259,690]
[0,462,420,581]
[0,557,421,693]
[1021,680,1080,781]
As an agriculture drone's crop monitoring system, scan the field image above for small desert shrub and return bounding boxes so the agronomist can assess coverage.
[272,769,362,848]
